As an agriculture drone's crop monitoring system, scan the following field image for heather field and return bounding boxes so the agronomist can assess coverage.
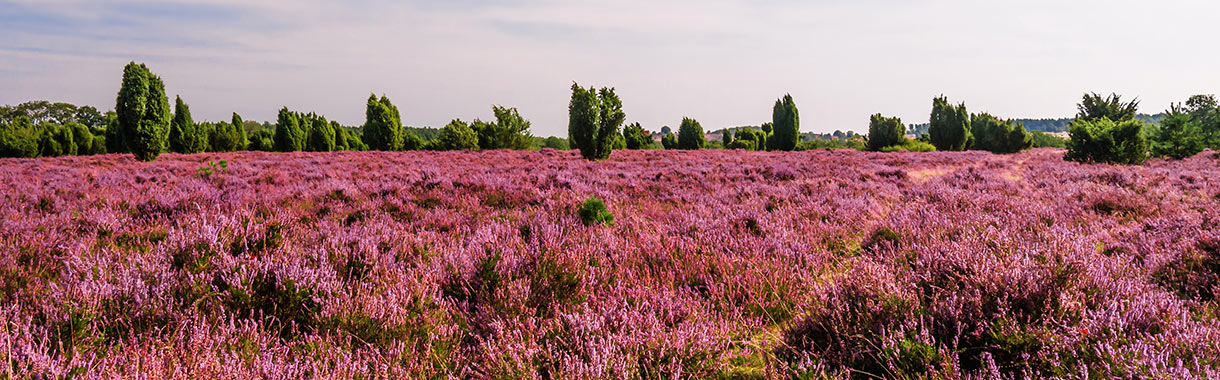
[4,148,1220,379]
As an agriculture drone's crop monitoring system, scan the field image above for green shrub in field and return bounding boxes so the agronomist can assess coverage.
[1031,131,1066,148]
[867,114,905,151]
[929,95,970,151]
[578,197,614,226]
[1065,117,1148,164]
[881,140,935,153]
[1150,106,1205,160]
[970,113,1032,154]
[0,117,40,158]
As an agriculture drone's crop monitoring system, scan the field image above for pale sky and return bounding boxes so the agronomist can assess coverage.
[2,0,1218,136]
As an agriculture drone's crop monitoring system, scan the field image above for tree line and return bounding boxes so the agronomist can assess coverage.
[3,61,1217,164]
[862,92,1220,164]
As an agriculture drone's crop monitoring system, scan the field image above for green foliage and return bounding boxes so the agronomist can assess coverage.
[402,128,424,151]
[169,96,196,153]
[207,121,242,153]
[661,133,678,150]
[39,123,75,157]
[578,197,614,226]
[67,123,95,155]
[970,113,1032,154]
[473,105,534,150]
[1065,117,1149,164]
[730,128,766,151]
[797,136,866,151]
[540,136,569,150]
[274,107,306,152]
[929,95,971,151]
[622,122,651,150]
[568,83,625,160]
[610,132,626,150]
[677,117,705,150]
[1183,94,1220,149]
[721,129,733,147]
[1077,92,1139,122]
[362,94,404,151]
[867,114,905,151]
[104,113,124,153]
[115,62,171,161]
[726,139,757,150]
[219,274,322,339]
[434,119,479,150]
[1030,131,1067,148]
[232,113,248,149]
[1151,106,1205,159]
[248,130,275,151]
[770,94,800,151]
[304,114,337,152]
[880,140,935,152]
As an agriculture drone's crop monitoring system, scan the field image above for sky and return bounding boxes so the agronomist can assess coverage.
[2,0,1218,136]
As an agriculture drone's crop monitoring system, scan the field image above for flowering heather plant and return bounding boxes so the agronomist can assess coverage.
[2,148,1220,378]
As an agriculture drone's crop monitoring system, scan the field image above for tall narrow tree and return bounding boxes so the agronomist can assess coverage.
[771,94,800,151]
[169,96,195,153]
[929,95,970,151]
[274,107,305,152]
[568,83,625,160]
[115,62,171,161]
[232,112,248,150]
[362,94,404,151]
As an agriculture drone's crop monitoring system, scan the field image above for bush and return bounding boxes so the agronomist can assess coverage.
[1030,131,1066,148]
[0,117,40,158]
[434,119,479,150]
[970,113,1032,154]
[622,122,651,149]
[1065,118,1149,164]
[39,123,75,157]
[929,96,970,151]
[362,94,403,151]
[473,106,534,150]
[568,83,625,159]
[218,273,322,339]
[867,114,904,151]
[1150,106,1204,159]
[677,117,705,150]
[880,140,935,153]
[661,133,678,150]
[726,139,757,150]
[578,197,613,226]
[541,136,569,150]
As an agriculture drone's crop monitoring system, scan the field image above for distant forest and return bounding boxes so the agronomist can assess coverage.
[908,114,1166,135]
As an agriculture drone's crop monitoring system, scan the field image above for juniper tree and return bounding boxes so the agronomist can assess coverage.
[115,62,171,161]
[929,96,970,151]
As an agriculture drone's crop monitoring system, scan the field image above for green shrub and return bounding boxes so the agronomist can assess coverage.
[434,119,479,150]
[219,273,322,339]
[880,140,935,153]
[867,114,905,151]
[0,117,40,158]
[578,197,614,226]
[1065,117,1149,164]
[970,113,1032,154]
[1030,131,1066,148]
[677,117,705,150]
[1150,107,1205,159]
